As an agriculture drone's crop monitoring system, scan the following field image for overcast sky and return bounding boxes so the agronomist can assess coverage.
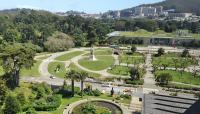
[0,0,164,13]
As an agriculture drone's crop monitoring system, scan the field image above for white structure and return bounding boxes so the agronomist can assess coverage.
[89,46,97,61]
[135,6,163,17]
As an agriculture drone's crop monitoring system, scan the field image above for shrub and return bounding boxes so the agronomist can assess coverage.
[157,48,165,56]
[93,89,101,96]
[120,94,131,99]
[4,95,21,114]
[125,79,144,85]
[33,95,62,111]
[155,73,172,85]
[26,107,37,114]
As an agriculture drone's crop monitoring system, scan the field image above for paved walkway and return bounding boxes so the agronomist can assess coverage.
[143,53,160,91]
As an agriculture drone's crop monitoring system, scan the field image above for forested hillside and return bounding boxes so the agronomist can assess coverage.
[0,9,112,52]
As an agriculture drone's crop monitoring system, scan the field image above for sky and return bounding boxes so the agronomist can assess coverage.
[0,0,164,13]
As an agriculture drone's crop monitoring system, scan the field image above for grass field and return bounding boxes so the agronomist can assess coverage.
[84,49,112,56]
[121,55,145,64]
[20,60,41,77]
[119,29,200,39]
[152,53,198,68]
[55,51,84,61]
[107,65,130,76]
[36,55,51,60]
[78,56,115,71]
[69,63,101,78]
[155,70,200,85]
[48,62,67,78]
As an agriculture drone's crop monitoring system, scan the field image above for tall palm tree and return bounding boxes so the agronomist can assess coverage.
[78,71,88,98]
[65,70,79,97]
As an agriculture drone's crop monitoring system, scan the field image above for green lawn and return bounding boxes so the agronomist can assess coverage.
[20,60,41,77]
[55,51,84,61]
[36,55,51,60]
[121,55,145,64]
[36,52,51,56]
[107,65,130,76]
[78,56,115,71]
[84,49,112,56]
[69,63,101,79]
[153,53,198,68]
[155,70,200,85]
[48,62,67,78]
[119,29,200,39]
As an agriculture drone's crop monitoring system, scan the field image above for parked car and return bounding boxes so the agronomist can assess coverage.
[50,75,56,79]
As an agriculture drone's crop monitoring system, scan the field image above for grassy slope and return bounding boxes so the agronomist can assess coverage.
[78,56,115,71]
[152,53,198,68]
[48,62,67,78]
[55,51,84,61]
[155,70,200,85]
[20,60,41,77]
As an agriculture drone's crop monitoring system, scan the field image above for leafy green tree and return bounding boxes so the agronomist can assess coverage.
[78,71,88,98]
[26,107,37,114]
[181,49,190,57]
[0,79,8,105]
[157,48,165,56]
[73,28,86,46]
[156,73,172,85]
[0,43,35,87]
[17,92,27,109]
[44,32,74,52]
[131,45,137,53]
[130,67,140,80]
[4,95,21,114]
[66,70,79,97]
[3,29,21,42]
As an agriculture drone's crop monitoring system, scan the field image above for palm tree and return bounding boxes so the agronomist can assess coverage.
[78,71,89,98]
[65,70,79,97]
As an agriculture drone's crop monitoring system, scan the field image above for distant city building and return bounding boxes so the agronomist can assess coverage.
[134,6,163,17]
[143,7,157,16]
[168,13,192,20]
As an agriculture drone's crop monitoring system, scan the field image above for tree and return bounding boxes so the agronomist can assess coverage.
[0,79,8,105]
[44,32,74,52]
[78,71,88,98]
[130,67,140,80]
[4,95,21,114]
[131,45,137,53]
[157,48,165,56]
[3,29,21,43]
[155,73,172,85]
[0,43,35,87]
[65,70,79,97]
[172,58,178,70]
[181,49,190,57]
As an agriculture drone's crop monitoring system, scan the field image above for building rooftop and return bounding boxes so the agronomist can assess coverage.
[143,94,200,114]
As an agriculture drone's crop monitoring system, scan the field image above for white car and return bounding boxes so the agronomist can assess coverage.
[50,75,56,79]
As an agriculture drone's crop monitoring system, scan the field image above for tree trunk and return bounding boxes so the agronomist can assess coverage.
[13,69,20,87]
[81,80,84,98]
[71,79,74,97]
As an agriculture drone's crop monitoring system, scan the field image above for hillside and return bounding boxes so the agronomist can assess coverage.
[122,0,200,16]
